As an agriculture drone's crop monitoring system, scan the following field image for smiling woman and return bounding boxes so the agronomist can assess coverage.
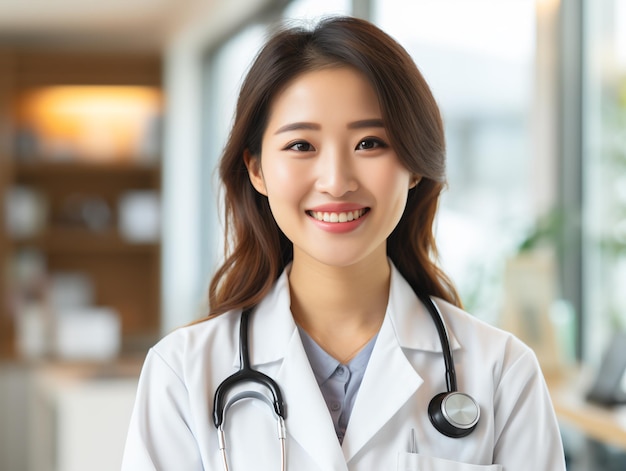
[211,19,453,318]
[121,16,566,471]
[244,67,414,268]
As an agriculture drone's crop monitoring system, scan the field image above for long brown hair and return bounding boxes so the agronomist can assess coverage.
[207,16,461,318]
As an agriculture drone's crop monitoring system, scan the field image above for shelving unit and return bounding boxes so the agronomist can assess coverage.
[0,49,163,357]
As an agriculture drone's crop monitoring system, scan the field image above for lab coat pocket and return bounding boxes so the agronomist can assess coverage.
[397,452,503,471]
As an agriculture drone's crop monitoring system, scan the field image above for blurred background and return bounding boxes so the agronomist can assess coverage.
[0,0,625,469]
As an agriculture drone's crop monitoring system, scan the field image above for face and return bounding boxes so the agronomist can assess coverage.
[246,66,417,269]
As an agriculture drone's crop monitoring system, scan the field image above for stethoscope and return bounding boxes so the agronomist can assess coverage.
[212,295,480,470]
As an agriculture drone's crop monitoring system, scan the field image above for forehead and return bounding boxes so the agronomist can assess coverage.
[266,66,382,124]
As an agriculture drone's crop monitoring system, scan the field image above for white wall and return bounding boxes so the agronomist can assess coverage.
[161,0,277,333]
[0,365,30,471]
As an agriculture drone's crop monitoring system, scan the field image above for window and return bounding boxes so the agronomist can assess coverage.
[582,0,626,362]
[201,23,269,280]
[282,0,351,21]
[373,0,538,324]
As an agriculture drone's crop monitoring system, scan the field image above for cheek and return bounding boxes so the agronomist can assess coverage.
[374,166,412,225]
[372,164,411,200]
[265,162,295,185]
[262,160,310,204]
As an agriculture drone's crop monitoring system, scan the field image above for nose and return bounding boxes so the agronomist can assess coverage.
[314,147,358,197]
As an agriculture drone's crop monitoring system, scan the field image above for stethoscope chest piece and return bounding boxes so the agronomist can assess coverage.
[212,295,480,471]
[428,391,480,438]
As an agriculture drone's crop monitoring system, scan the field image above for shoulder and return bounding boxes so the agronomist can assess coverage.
[435,297,530,352]
[388,264,536,375]
[434,298,541,380]
[145,267,294,380]
[145,310,242,381]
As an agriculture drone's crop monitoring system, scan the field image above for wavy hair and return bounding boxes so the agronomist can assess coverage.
[207,16,461,318]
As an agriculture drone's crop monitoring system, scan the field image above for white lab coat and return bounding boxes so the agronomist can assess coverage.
[121,264,566,470]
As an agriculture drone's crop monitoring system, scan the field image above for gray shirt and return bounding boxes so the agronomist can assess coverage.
[298,327,378,443]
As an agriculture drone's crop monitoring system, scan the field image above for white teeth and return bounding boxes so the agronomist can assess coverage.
[310,209,366,223]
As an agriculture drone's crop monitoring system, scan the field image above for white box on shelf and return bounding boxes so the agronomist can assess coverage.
[118,190,160,243]
[49,272,95,310]
[16,303,50,359]
[53,307,121,361]
[4,186,48,238]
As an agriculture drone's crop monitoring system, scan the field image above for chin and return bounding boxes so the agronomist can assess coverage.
[299,247,385,270]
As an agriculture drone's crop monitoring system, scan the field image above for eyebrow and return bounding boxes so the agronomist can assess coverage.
[274,122,320,134]
[274,119,385,135]
[347,119,385,130]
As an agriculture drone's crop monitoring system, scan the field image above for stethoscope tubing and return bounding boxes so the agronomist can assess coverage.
[213,309,287,428]
[212,294,476,469]
[213,310,287,471]
[417,294,458,392]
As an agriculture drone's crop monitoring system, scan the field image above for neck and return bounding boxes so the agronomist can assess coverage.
[288,250,390,361]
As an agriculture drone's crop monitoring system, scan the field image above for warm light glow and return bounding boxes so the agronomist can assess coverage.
[16,86,162,162]
[535,0,560,15]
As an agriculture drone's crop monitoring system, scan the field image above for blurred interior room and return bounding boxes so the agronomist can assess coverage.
[0,0,625,469]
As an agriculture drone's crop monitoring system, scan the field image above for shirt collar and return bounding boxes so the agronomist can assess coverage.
[298,326,378,385]
[244,260,462,368]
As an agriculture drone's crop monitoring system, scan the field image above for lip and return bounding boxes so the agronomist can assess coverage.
[307,203,367,213]
[305,204,370,234]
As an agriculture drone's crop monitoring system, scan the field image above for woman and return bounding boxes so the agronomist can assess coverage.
[122,16,566,470]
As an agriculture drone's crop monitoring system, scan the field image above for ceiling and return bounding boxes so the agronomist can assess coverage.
[0,0,217,50]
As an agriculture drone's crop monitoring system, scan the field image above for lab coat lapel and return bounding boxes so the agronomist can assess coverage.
[244,264,462,468]
[342,264,460,463]
[341,303,423,463]
[249,269,348,470]
[276,330,349,471]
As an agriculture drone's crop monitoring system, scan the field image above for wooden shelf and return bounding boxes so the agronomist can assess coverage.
[12,51,161,87]
[13,161,161,191]
[0,48,163,358]
[14,160,160,178]
[12,228,159,254]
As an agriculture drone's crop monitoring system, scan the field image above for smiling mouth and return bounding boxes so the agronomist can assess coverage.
[306,208,370,223]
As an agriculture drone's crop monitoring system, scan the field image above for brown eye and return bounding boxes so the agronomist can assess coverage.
[356,138,387,151]
[287,141,314,152]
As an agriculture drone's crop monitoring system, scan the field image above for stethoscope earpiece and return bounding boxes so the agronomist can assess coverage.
[428,391,480,438]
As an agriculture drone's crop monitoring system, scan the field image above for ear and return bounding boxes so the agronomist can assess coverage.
[244,150,267,196]
[409,175,422,189]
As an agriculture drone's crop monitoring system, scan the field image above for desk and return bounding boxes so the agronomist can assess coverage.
[0,357,143,471]
[547,369,626,450]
